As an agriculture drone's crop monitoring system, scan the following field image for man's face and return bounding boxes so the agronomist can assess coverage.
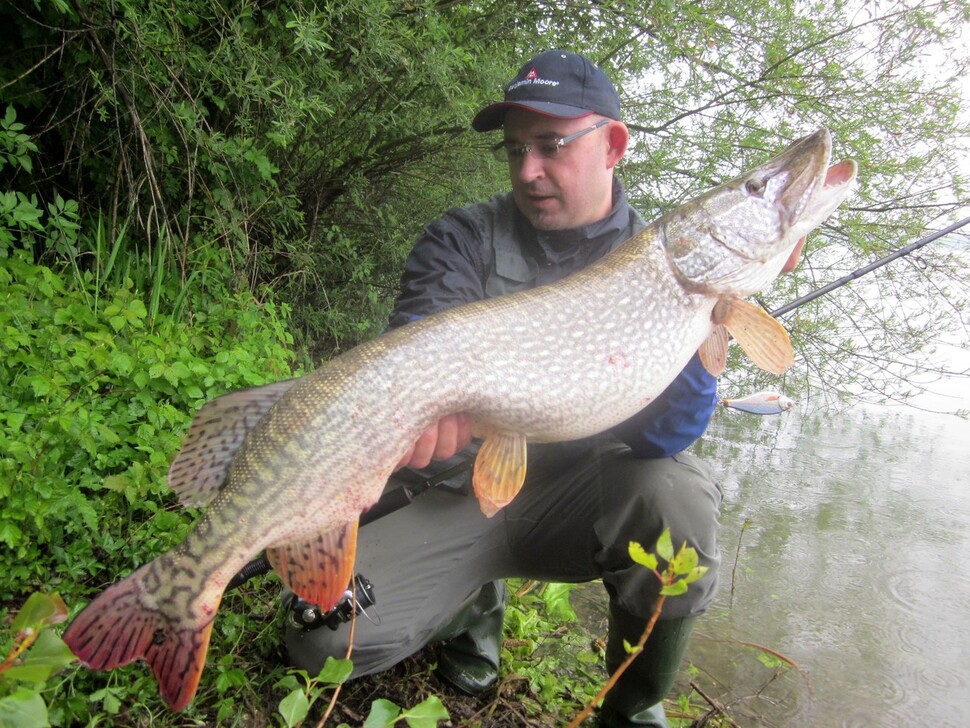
[502,109,622,231]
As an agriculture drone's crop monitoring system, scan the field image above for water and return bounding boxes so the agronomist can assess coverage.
[686,383,970,727]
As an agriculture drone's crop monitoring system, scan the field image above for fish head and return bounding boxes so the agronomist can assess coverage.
[662,128,857,296]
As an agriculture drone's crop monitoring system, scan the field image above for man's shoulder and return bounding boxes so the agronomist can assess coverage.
[439,192,517,230]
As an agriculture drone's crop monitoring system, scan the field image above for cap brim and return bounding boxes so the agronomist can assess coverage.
[472,101,595,132]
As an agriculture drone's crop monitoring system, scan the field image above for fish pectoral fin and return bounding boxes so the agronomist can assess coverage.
[473,431,527,518]
[714,298,794,375]
[699,324,730,376]
[168,379,299,507]
[266,520,359,612]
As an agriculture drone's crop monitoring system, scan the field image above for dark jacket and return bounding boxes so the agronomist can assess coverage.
[389,181,717,458]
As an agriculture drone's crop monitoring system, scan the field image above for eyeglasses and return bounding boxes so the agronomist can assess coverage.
[491,119,610,163]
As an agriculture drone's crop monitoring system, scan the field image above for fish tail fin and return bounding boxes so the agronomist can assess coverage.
[63,564,219,711]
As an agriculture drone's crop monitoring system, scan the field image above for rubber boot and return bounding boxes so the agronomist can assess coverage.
[599,603,697,727]
[434,581,506,694]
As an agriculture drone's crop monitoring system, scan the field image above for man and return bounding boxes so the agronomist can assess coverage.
[286,49,799,726]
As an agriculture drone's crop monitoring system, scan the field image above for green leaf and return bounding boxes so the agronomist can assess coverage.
[89,686,121,714]
[659,580,688,597]
[126,299,147,322]
[316,656,353,685]
[11,593,68,634]
[0,687,49,728]
[28,377,51,398]
[363,698,401,728]
[401,696,450,727]
[542,583,577,622]
[278,688,310,728]
[1,630,76,683]
[102,475,129,494]
[0,522,23,549]
[655,529,674,563]
[5,412,25,432]
[109,350,133,375]
[669,543,699,576]
[683,565,709,585]
[628,541,658,571]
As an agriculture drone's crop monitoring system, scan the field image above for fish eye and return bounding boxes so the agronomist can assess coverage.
[744,177,766,196]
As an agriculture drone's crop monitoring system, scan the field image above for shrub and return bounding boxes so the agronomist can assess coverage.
[0,248,296,602]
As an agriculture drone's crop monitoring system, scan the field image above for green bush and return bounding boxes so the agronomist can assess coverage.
[0,248,296,602]
[0,104,297,605]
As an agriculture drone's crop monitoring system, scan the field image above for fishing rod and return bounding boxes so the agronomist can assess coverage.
[769,214,970,318]
[723,215,970,415]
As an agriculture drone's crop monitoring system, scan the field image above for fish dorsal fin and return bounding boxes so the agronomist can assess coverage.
[266,520,359,612]
[473,430,528,518]
[699,324,730,376]
[713,298,794,375]
[167,379,299,507]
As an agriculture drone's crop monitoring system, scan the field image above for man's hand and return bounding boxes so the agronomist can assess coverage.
[396,413,473,470]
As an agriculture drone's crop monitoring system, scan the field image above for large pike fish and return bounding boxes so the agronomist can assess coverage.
[64,128,856,710]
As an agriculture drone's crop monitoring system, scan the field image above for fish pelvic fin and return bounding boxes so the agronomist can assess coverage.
[63,563,219,712]
[267,520,359,612]
[713,297,794,375]
[168,379,299,507]
[699,324,730,376]
[473,431,528,518]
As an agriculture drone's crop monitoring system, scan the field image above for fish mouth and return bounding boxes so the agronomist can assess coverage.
[718,128,857,263]
[776,129,857,246]
[660,128,857,296]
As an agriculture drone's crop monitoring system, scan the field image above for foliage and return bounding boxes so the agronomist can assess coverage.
[0,246,295,600]
[361,695,450,728]
[502,581,605,721]
[1,0,512,356]
[4,1,964,385]
[628,529,709,598]
[277,654,448,727]
[0,593,74,728]
[0,112,299,723]
[277,657,353,727]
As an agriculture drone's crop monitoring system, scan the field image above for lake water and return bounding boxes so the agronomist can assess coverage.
[683,370,970,727]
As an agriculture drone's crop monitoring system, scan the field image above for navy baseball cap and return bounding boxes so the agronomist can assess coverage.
[472,50,622,132]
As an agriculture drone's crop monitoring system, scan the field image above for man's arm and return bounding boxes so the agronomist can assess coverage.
[610,354,718,458]
[388,212,488,329]
[610,235,806,458]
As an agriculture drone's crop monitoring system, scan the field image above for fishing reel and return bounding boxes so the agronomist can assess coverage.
[285,573,376,631]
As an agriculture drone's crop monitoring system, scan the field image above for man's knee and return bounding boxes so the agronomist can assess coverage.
[595,452,722,619]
